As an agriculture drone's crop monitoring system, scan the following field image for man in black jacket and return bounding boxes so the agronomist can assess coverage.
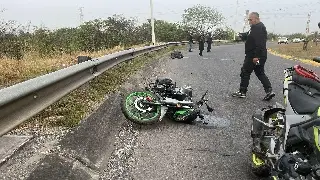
[188,34,193,52]
[232,12,275,101]
[206,33,213,52]
[198,34,205,56]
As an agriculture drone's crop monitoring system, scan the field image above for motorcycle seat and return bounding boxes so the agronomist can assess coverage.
[292,71,320,91]
[288,83,320,114]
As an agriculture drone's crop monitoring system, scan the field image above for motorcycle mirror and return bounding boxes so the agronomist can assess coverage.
[318,22,320,29]
[206,103,214,112]
[201,90,208,99]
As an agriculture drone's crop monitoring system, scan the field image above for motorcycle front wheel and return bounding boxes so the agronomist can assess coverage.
[121,91,161,125]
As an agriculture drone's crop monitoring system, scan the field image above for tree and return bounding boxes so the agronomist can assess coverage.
[182,4,224,36]
[267,32,278,41]
[0,14,189,60]
[154,20,187,42]
[212,27,234,40]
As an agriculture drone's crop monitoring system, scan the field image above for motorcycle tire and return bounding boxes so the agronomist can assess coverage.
[121,91,161,125]
[251,153,270,177]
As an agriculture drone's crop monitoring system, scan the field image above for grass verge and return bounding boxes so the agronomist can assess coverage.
[0,44,147,88]
[8,45,184,133]
[268,42,320,67]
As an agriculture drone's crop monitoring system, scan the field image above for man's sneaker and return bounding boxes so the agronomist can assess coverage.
[263,91,275,101]
[231,91,246,98]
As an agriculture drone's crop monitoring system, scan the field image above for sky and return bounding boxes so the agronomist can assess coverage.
[1,0,320,35]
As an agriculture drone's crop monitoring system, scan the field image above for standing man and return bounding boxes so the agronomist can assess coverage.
[232,12,275,101]
[198,34,205,56]
[188,33,193,52]
[206,33,213,52]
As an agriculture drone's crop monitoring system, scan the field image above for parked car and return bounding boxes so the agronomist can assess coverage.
[292,38,301,43]
[278,37,288,44]
[313,38,320,42]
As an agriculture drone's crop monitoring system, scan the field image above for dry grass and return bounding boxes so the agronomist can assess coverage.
[7,45,183,131]
[0,44,145,88]
[268,42,320,67]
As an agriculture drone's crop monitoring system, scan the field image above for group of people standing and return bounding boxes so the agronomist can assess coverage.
[188,33,213,56]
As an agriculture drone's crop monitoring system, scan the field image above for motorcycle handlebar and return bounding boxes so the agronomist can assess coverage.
[200,90,208,100]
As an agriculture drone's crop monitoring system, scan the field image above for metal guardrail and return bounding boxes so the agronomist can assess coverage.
[0,42,185,137]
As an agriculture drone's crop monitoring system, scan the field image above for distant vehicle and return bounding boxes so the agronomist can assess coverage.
[278,37,288,44]
[292,38,301,43]
[313,38,320,42]
[301,38,308,42]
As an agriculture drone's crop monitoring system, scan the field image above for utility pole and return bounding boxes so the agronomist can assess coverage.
[303,13,311,51]
[150,0,156,45]
[306,12,311,36]
[79,7,84,25]
[272,21,276,41]
[0,8,6,13]
[233,0,239,40]
[243,10,249,32]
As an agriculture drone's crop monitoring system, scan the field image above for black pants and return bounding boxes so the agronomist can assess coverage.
[239,57,272,93]
[207,43,212,52]
[199,50,203,56]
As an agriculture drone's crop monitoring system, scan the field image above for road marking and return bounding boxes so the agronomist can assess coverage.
[221,58,233,61]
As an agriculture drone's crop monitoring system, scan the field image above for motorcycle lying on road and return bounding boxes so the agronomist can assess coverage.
[121,78,214,125]
[250,65,320,180]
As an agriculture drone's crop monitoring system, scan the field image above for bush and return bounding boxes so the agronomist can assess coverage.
[0,15,188,60]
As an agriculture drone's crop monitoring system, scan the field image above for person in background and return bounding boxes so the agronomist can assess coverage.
[232,12,275,101]
[206,33,213,52]
[198,34,205,56]
[188,34,193,52]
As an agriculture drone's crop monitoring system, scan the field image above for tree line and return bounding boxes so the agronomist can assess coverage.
[0,4,244,60]
[0,15,191,60]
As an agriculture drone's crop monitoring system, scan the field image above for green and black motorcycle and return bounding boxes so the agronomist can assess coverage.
[121,78,214,125]
[250,65,320,180]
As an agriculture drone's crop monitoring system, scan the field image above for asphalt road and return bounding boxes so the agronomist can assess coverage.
[1,43,319,180]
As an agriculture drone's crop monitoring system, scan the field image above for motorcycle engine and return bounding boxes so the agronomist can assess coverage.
[153,78,193,101]
[153,78,174,95]
[171,86,193,101]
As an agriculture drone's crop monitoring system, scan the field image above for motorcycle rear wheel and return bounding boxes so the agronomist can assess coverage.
[121,91,161,125]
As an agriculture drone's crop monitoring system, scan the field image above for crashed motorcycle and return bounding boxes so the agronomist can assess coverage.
[250,65,320,179]
[121,78,214,125]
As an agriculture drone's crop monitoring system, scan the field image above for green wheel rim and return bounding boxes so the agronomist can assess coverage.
[125,92,160,121]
